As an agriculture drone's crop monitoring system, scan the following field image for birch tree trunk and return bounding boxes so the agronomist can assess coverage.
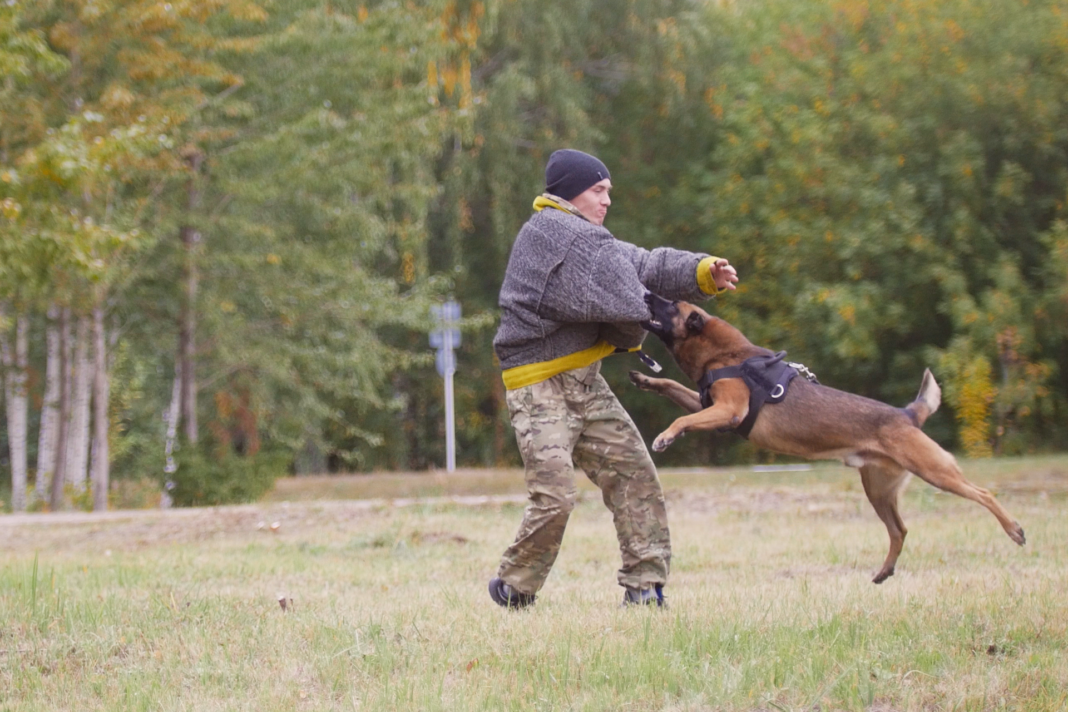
[50,308,72,511]
[36,306,61,504]
[66,315,92,490]
[90,306,110,511]
[160,363,182,509]
[1,310,29,511]
[179,149,203,445]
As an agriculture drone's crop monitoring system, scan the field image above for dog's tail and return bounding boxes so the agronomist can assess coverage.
[904,368,941,428]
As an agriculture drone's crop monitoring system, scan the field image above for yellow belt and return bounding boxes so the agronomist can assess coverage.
[501,340,638,390]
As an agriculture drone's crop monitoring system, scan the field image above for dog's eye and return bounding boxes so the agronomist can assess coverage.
[686,312,703,334]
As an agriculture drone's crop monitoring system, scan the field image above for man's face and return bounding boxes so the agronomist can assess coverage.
[570,178,612,226]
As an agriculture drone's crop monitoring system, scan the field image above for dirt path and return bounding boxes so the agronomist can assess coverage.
[0,494,531,554]
[0,493,529,528]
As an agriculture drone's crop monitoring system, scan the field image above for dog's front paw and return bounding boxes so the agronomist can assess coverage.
[629,370,655,391]
[652,430,678,452]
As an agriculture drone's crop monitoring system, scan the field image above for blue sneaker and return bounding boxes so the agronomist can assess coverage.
[488,577,536,609]
[622,584,665,608]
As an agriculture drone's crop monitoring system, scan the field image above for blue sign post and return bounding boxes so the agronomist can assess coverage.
[430,300,461,472]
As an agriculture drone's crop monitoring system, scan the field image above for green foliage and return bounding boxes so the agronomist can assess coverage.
[193,0,467,467]
[694,0,1068,454]
[446,0,1068,467]
[6,0,1068,490]
[67,482,94,512]
[168,445,288,507]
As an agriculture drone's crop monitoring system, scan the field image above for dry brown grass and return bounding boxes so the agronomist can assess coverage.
[2,455,1066,711]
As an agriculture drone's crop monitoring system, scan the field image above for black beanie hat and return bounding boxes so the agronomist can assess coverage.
[545,149,611,201]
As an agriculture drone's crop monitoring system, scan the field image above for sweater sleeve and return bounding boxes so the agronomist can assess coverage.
[534,220,725,325]
[615,241,723,301]
[598,322,647,350]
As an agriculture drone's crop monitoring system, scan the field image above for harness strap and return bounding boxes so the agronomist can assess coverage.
[697,351,812,439]
[696,366,741,409]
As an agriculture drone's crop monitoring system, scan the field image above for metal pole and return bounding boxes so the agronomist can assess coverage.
[443,327,456,472]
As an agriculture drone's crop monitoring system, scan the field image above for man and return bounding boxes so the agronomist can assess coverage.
[489,148,738,608]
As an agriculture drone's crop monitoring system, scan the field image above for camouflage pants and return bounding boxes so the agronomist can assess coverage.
[498,362,671,595]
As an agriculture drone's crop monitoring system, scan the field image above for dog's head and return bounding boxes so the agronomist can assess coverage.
[641,292,746,382]
[641,293,705,347]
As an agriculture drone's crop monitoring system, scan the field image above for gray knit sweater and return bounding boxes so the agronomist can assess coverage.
[494,204,714,370]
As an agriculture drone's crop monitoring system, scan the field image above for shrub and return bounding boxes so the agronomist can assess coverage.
[168,448,289,507]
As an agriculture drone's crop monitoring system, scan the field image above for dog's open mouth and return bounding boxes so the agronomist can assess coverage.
[641,319,663,332]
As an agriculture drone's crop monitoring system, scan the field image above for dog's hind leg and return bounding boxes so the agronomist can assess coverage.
[629,371,703,413]
[892,429,1026,546]
[859,464,912,584]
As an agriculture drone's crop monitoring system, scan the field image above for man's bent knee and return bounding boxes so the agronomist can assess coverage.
[528,486,578,517]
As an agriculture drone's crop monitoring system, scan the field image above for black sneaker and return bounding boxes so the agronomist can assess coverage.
[622,584,665,608]
[488,577,536,609]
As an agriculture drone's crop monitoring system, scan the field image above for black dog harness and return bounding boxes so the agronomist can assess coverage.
[696,351,818,439]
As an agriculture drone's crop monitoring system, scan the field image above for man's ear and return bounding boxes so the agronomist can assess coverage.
[685,311,704,334]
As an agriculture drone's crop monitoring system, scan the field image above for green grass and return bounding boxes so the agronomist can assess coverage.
[2,455,1067,711]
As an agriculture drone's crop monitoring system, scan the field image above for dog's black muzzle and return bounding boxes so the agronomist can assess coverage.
[640,293,678,341]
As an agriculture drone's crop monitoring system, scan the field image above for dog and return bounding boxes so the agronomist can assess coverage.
[630,292,1025,583]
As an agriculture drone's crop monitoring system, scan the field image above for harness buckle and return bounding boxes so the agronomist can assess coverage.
[786,361,818,382]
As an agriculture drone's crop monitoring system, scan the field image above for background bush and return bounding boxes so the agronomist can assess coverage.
[168,446,289,507]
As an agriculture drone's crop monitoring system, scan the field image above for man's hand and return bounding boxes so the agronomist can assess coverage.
[710,258,739,291]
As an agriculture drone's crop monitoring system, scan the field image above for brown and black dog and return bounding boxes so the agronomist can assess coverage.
[631,293,1025,583]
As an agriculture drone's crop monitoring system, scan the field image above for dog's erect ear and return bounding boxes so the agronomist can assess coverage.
[685,311,704,334]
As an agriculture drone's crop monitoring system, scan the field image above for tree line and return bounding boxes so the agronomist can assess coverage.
[2,0,1067,510]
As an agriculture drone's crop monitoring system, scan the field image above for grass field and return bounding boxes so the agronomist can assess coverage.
[2,455,1067,711]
